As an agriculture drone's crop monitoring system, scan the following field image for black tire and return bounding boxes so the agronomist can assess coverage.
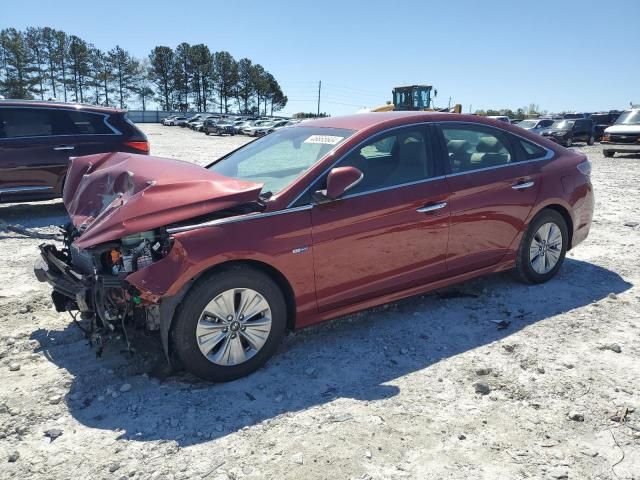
[587,135,595,146]
[564,137,573,147]
[205,131,209,135]
[171,265,287,382]
[604,150,615,158]
[514,209,568,284]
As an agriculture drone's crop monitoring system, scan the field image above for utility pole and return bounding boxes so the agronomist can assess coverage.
[317,80,321,117]
[448,97,451,109]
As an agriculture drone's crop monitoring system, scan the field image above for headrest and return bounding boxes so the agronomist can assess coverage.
[476,136,501,153]
[447,140,470,154]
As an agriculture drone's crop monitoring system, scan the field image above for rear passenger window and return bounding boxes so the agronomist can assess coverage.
[65,111,114,134]
[519,139,547,159]
[0,108,54,138]
[441,125,512,173]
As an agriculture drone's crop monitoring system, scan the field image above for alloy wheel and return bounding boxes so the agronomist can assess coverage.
[529,222,563,274]
[195,288,272,366]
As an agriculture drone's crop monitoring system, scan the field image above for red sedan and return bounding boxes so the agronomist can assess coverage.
[35,112,594,381]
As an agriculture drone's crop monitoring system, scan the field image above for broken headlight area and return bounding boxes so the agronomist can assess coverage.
[35,224,172,354]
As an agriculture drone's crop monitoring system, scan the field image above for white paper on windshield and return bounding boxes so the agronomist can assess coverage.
[303,135,344,145]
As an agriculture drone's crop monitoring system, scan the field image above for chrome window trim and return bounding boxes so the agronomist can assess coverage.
[287,120,555,208]
[0,105,122,139]
[340,175,447,201]
[166,204,313,234]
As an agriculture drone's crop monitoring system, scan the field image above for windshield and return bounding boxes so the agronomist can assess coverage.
[518,120,537,129]
[551,120,574,130]
[209,126,355,196]
[615,111,640,125]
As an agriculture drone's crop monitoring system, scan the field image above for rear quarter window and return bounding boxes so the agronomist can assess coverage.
[517,138,548,160]
[64,111,115,134]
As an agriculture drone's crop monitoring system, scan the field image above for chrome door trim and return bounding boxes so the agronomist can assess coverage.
[0,185,53,195]
[166,205,313,234]
[416,201,448,213]
[53,145,75,151]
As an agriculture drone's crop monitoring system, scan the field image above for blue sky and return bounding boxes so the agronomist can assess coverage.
[3,0,639,115]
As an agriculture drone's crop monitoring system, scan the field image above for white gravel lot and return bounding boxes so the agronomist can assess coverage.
[0,123,639,480]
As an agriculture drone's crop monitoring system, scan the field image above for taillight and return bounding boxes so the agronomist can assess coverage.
[577,160,592,176]
[602,134,610,141]
[124,141,150,153]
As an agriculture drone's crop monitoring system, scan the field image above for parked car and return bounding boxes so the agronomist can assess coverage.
[35,111,594,381]
[487,115,511,123]
[204,119,235,136]
[166,116,187,126]
[241,120,273,136]
[601,108,640,157]
[516,118,555,135]
[161,115,178,126]
[262,120,291,134]
[590,112,621,140]
[563,112,589,119]
[0,100,149,204]
[232,120,248,134]
[269,120,298,133]
[541,119,595,147]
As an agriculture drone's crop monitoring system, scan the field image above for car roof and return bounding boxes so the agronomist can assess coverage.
[0,99,126,114]
[293,111,504,133]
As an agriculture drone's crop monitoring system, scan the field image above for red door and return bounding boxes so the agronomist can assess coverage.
[437,123,545,275]
[309,125,451,312]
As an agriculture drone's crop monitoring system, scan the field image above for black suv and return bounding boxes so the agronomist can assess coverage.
[204,118,235,136]
[590,111,621,140]
[541,119,594,147]
[0,100,148,203]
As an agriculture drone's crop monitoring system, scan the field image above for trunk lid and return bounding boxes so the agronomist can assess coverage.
[64,152,263,249]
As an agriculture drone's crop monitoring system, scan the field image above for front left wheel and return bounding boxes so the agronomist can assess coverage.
[171,266,287,382]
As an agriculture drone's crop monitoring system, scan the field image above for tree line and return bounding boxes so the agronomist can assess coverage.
[0,27,287,114]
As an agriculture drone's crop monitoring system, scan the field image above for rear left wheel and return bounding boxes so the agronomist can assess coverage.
[514,209,568,284]
[171,266,287,382]
[587,135,595,146]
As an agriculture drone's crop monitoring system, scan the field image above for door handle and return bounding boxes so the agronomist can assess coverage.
[511,181,534,190]
[53,145,75,151]
[416,201,448,213]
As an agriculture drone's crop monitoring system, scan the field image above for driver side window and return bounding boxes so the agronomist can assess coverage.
[334,127,432,196]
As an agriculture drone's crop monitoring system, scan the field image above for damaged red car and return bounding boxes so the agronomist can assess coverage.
[35,112,594,381]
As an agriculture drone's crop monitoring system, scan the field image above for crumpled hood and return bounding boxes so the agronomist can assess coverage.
[64,152,263,249]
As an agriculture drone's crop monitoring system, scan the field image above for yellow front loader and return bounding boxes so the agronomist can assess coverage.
[370,85,462,113]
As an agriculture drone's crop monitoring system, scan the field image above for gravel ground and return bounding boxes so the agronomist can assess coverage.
[0,123,639,480]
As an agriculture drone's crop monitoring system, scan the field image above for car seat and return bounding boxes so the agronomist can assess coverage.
[447,139,471,172]
[470,136,510,168]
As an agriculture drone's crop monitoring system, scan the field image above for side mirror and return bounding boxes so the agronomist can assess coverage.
[314,166,363,202]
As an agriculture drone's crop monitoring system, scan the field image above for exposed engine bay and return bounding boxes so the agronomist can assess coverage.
[35,223,173,355]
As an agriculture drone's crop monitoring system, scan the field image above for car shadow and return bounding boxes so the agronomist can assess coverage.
[0,200,69,229]
[30,258,631,446]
